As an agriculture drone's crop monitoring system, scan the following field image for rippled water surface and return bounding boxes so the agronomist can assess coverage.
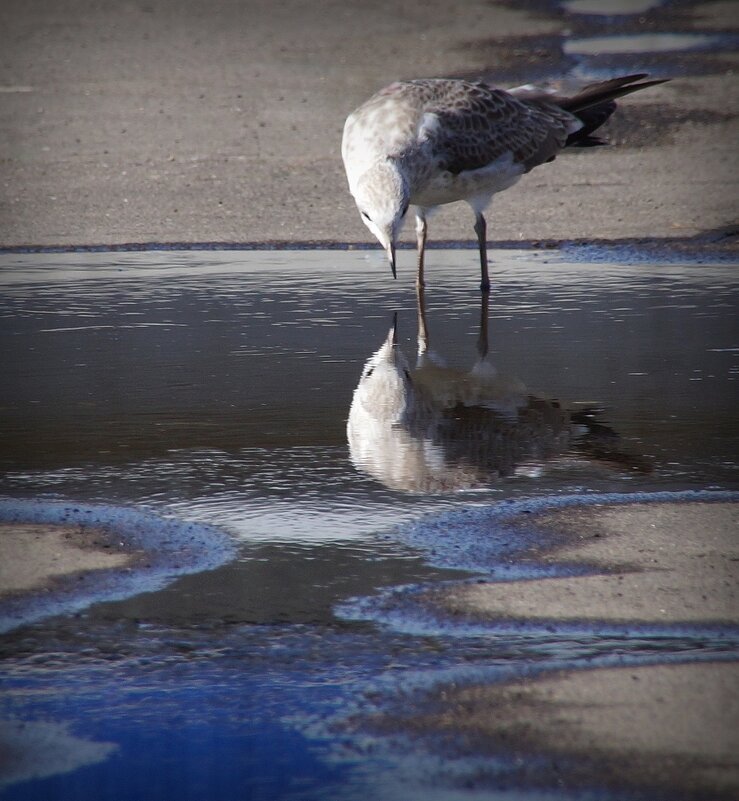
[1,249,737,799]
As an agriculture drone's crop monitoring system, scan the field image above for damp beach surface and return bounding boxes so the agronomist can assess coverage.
[0,523,133,596]
[0,248,737,800]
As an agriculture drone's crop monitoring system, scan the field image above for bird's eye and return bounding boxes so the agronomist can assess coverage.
[364,366,375,378]
[361,211,372,222]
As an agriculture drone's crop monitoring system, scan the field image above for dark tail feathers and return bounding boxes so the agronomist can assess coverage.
[559,73,669,148]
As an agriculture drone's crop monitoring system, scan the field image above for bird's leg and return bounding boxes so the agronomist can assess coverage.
[415,213,427,288]
[477,290,490,360]
[416,281,429,355]
[473,212,490,293]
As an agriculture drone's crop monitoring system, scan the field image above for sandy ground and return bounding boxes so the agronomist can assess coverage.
[0,0,737,248]
[391,661,739,799]
[437,502,738,624]
[387,498,739,798]
[0,523,134,597]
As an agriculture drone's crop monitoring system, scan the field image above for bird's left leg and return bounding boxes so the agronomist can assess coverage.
[473,212,490,293]
[415,212,427,288]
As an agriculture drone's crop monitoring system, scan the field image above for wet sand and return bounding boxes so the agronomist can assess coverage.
[395,499,739,798]
[0,0,736,248]
[0,523,134,597]
[437,502,738,625]
[395,661,738,799]
[0,504,236,633]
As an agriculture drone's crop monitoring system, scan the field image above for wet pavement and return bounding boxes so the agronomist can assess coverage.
[0,249,738,799]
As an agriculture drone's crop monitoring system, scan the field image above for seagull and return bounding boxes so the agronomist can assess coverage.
[342,73,668,291]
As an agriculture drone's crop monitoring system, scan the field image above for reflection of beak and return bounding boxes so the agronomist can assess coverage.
[386,242,396,280]
[387,312,398,347]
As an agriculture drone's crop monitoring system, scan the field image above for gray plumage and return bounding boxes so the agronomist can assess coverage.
[342,74,668,290]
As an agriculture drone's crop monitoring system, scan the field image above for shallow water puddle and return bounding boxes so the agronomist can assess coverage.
[561,0,664,14]
[563,32,722,55]
[0,249,737,799]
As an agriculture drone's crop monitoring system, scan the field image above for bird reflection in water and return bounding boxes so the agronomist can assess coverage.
[347,287,650,492]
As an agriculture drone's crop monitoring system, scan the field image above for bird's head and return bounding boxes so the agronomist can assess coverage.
[353,160,410,279]
[350,315,414,423]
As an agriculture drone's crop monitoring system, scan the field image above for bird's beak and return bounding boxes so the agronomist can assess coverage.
[386,242,397,280]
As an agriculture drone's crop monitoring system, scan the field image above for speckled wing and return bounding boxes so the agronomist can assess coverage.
[414,80,581,175]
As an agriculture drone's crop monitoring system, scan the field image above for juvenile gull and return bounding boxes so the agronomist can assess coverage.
[342,74,668,291]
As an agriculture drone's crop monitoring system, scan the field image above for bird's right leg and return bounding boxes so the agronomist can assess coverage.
[415,213,427,288]
[474,212,491,293]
